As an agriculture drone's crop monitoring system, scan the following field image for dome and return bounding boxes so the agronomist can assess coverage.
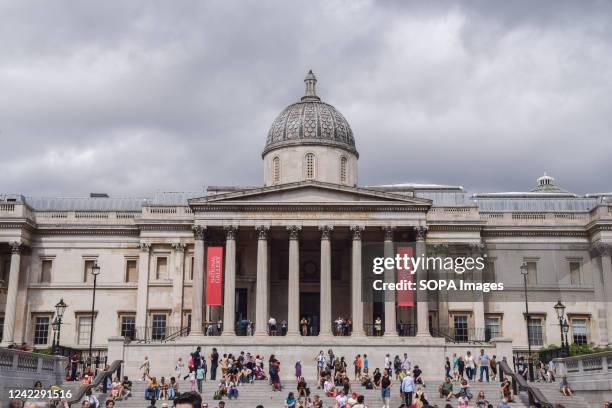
[263,71,358,158]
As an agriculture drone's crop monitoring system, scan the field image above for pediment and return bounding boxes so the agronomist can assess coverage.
[189,181,431,207]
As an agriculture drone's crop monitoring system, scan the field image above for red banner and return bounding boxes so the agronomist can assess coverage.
[397,246,414,307]
[206,246,224,306]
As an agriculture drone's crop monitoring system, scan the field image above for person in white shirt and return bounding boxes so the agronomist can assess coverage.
[335,390,348,407]
[465,351,476,380]
[400,373,415,406]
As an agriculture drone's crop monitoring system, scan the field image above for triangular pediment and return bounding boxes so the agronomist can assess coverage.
[189,181,431,207]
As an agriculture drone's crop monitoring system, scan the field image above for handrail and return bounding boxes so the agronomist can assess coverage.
[165,326,190,342]
[66,359,123,406]
[498,359,552,408]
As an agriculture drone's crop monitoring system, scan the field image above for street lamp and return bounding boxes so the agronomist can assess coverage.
[520,262,534,381]
[89,262,100,369]
[52,298,67,355]
[562,318,570,355]
[554,300,569,357]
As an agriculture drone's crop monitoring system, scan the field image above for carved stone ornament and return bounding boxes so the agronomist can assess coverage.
[351,225,363,240]
[287,225,302,240]
[192,225,207,241]
[256,225,270,240]
[224,226,238,240]
[319,225,333,240]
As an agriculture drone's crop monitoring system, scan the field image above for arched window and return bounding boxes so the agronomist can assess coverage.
[340,156,348,183]
[272,156,281,184]
[305,153,316,180]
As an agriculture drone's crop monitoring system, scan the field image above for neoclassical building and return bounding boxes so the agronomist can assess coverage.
[1,72,612,366]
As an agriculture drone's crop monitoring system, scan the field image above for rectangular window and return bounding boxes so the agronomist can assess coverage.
[41,259,53,283]
[485,316,502,340]
[572,318,588,345]
[33,316,50,345]
[527,317,544,347]
[0,315,4,342]
[151,314,167,340]
[84,260,96,283]
[120,315,136,340]
[526,261,538,285]
[77,315,93,345]
[125,259,138,283]
[156,257,168,280]
[189,256,194,281]
[453,315,469,342]
[569,261,581,285]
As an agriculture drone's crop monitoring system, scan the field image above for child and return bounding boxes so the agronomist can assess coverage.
[188,370,196,392]
[196,366,205,393]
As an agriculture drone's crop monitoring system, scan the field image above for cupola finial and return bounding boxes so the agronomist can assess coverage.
[303,70,319,100]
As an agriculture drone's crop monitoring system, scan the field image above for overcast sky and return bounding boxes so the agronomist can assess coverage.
[1,0,611,197]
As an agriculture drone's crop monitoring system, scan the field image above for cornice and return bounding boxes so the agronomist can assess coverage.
[191,204,430,213]
[481,229,588,238]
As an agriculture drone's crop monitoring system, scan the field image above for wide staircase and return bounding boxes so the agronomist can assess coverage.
[112,378,536,407]
[531,382,590,408]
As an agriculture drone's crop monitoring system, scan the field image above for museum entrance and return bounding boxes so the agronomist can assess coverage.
[300,292,320,335]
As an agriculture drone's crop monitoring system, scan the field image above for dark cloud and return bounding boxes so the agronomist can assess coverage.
[1,0,611,196]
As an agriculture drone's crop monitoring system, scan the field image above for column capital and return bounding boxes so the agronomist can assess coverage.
[469,242,487,256]
[138,242,152,252]
[224,226,239,240]
[319,225,333,240]
[415,226,428,241]
[171,242,186,252]
[431,243,449,256]
[593,242,612,256]
[382,226,395,242]
[351,225,364,240]
[256,225,270,240]
[192,225,208,241]
[9,242,23,254]
[287,225,302,240]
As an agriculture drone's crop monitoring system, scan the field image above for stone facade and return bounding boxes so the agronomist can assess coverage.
[1,72,612,370]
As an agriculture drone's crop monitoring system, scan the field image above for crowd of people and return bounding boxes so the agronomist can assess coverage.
[26,345,594,408]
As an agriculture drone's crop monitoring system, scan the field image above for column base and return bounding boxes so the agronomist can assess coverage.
[221,332,236,337]
[351,331,366,338]
[384,332,399,337]
[285,332,301,338]
[416,332,431,337]
[253,332,269,337]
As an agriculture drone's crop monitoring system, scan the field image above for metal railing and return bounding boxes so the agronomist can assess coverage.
[498,359,552,408]
[66,359,123,407]
[431,327,490,343]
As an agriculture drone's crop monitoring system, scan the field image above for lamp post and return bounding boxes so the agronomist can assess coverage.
[520,262,534,381]
[53,298,67,355]
[554,300,569,357]
[89,262,100,369]
[562,318,570,356]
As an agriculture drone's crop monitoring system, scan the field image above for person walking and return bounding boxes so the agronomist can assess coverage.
[380,370,393,408]
[400,371,415,406]
[210,348,219,381]
[140,356,150,381]
[478,349,490,382]
[295,360,302,381]
[196,364,205,393]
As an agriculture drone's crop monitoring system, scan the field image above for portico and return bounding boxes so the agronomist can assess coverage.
[187,180,432,338]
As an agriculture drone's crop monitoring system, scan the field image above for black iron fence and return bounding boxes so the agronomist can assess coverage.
[431,327,490,343]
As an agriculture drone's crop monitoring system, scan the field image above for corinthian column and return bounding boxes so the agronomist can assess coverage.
[287,226,301,336]
[190,226,207,337]
[351,226,365,337]
[1,242,23,346]
[254,226,270,336]
[171,243,186,327]
[319,226,333,336]
[222,226,238,336]
[135,242,151,332]
[416,227,431,337]
[383,227,398,336]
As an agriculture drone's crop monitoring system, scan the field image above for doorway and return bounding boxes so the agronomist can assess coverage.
[300,292,320,335]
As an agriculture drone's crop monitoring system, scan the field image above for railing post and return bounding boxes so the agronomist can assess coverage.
[37,355,43,373]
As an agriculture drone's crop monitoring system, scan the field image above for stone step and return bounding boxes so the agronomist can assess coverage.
[112,381,531,408]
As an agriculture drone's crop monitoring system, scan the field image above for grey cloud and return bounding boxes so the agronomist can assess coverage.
[0,0,611,196]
